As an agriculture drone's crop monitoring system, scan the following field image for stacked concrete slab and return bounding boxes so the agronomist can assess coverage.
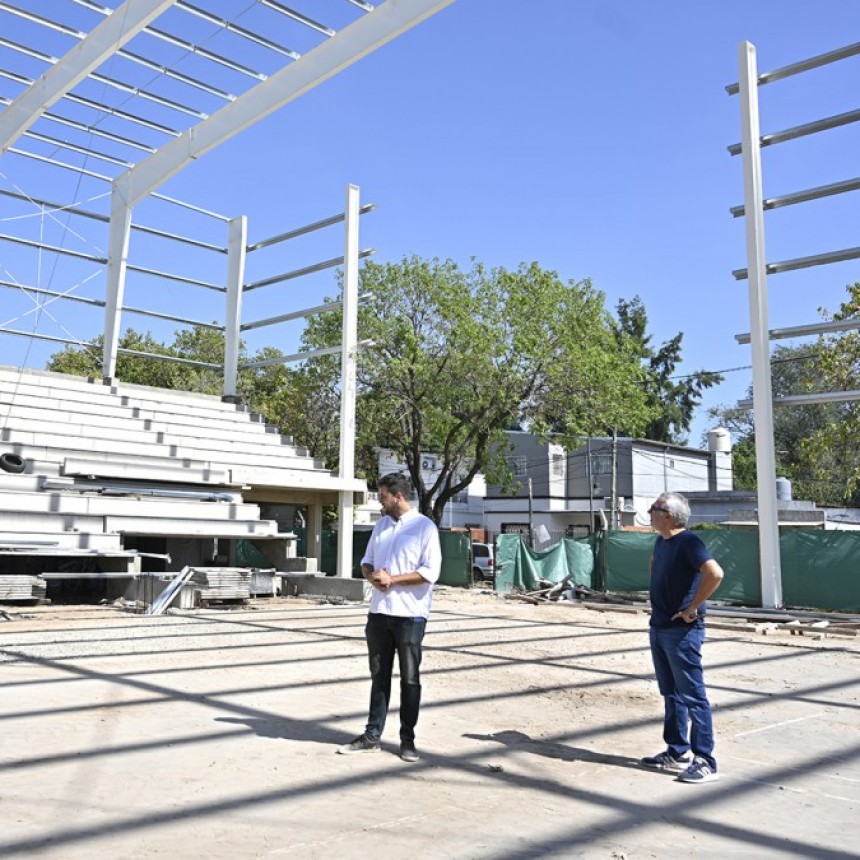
[0,574,47,601]
[0,365,364,584]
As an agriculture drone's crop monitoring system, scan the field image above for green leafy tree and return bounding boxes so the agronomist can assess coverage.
[291,257,652,524]
[46,325,238,394]
[798,282,860,503]
[45,260,655,527]
[248,345,349,469]
[614,296,723,443]
[706,339,852,503]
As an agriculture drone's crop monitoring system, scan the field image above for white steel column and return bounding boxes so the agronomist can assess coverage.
[224,216,247,398]
[102,178,133,381]
[336,184,360,578]
[738,41,783,608]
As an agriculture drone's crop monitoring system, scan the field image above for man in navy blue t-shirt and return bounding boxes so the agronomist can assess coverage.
[640,492,724,783]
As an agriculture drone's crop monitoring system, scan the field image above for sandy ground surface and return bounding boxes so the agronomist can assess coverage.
[1,587,858,859]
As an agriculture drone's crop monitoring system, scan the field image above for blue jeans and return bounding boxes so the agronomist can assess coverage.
[364,612,426,744]
[649,624,716,770]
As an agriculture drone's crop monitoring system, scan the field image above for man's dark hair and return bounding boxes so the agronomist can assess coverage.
[378,472,412,498]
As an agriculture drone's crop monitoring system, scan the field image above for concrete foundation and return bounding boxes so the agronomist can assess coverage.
[281,557,318,573]
[280,573,369,601]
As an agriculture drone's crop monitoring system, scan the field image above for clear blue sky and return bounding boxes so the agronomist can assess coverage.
[1,0,859,446]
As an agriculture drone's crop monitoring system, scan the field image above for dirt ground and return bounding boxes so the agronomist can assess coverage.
[1,588,858,859]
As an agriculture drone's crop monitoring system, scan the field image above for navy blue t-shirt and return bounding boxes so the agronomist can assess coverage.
[649,530,713,628]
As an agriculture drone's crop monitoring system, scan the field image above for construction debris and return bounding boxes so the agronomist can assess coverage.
[147,566,193,616]
[498,586,860,638]
[504,576,577,604]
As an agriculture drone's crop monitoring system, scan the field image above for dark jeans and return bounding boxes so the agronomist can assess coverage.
[364,612,426,744]
[649,624,716,770]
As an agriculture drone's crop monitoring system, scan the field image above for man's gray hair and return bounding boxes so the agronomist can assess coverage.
[660,492,691,527]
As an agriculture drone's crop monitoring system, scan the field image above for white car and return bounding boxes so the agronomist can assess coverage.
[472,542,495,581]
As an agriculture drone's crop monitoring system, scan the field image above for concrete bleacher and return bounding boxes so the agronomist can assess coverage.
[0,365,363,577]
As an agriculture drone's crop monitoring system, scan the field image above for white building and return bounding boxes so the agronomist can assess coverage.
[372,448,486,529]
[483,431,734,548]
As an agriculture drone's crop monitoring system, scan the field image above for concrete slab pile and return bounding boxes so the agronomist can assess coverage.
[0,574,46,601]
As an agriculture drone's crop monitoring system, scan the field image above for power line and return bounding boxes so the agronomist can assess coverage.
[668,350,820,382]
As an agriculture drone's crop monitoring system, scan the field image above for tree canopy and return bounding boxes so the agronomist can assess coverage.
[46,257,713,525]
[707,344,822,493]
[283,257,653,523]
[707,283,860,505]
[799,282,860,504]
[614,297,723,444]
[47,326,238,395]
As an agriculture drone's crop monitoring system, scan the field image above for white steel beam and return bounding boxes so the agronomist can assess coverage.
[223,216,247,398]
[103,183,134,381]
[119,0,457,207]
[337,184,361,578]
[738,41,783,609]
[735,317,860,344]
[0,0,177,153]
[741,389,860,408]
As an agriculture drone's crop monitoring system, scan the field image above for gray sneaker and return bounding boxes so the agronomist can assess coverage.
[400,742,419,763]
[640,750,691,771]
[337,734,380,755]
[678,756,719,783]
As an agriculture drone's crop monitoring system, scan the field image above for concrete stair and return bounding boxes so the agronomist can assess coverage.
[0,531,124,552]
[0,365,343,488]
[0,364,357,566]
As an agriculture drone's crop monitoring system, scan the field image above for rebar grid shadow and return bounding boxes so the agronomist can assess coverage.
[0,609,856,857]
[4,615,854,728]
[0,678,856,860]
[1,610,855,720]
[0,604,616,654]
[0,601,636,677]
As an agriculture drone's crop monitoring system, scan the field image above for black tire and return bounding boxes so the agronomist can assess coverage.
[473,566,484,582]
[0,452,25,474]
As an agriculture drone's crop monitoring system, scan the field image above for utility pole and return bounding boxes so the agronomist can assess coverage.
[586,438,594,534]
[528,477,534,548]
[610,429,618,530]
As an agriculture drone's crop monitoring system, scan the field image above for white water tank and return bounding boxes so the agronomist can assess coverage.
[707,427,731,453]
[776,476,792,501]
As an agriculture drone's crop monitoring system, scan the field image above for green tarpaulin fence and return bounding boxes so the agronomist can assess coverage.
[780,530,860,612]
[320,529,372,578]
[495,529,860,612]
[495,533,595,593]
[600,530,761,605]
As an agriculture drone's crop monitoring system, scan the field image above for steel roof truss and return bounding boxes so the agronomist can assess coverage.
[0,0,178,153]
[120,0,456,207]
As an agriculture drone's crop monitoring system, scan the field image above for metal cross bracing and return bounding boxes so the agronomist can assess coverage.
[0,0,457,579]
